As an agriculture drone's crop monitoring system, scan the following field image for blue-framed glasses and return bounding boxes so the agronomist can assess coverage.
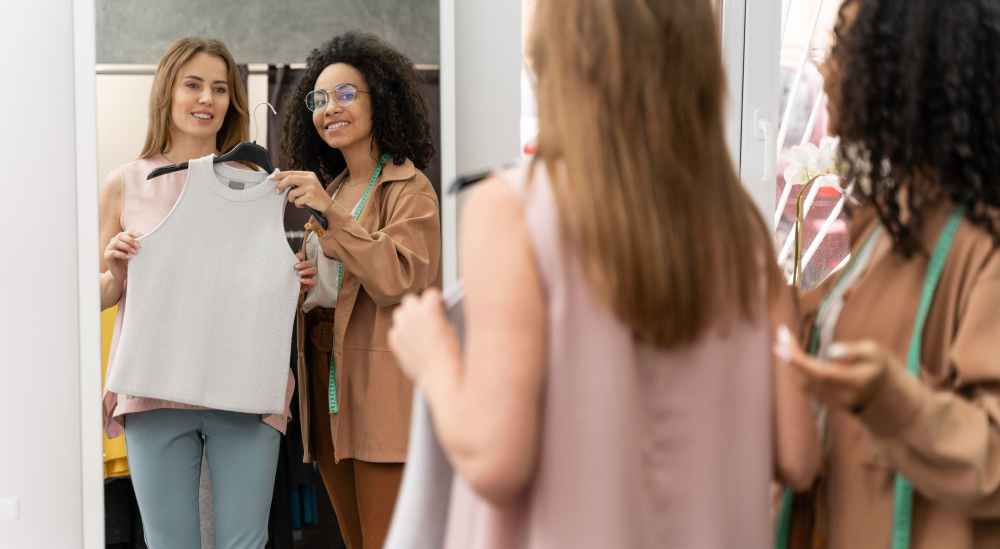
[305,84,370,112]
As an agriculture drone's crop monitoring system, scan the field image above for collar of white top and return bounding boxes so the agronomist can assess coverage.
[196,154,280,202]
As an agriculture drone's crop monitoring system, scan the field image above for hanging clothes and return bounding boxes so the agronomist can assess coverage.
[101,304,129,479]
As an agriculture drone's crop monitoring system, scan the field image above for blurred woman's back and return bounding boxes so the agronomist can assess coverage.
[444,163,781,548]
[441,0,819,547]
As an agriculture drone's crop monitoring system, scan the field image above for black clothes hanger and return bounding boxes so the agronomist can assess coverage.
[146,103,329,229]
[449,160,521,194]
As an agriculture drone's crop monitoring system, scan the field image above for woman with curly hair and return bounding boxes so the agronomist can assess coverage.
[271,31,440,549]
[779,1,1000,547]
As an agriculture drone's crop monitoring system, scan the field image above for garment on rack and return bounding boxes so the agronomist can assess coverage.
[106,154,300,414]
[104,477,147,549]
[101,304,130,478]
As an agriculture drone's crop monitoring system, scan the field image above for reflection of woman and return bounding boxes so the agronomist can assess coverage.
[274,32,440,549]
[99,37,316,548]
[388,0,819,547]
[780,1,1000,547]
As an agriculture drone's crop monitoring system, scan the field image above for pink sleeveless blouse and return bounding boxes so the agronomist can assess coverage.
[442,162,775,549]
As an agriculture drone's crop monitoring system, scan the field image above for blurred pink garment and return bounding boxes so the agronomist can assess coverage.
[443,162,775,549]
[102,154,294,439]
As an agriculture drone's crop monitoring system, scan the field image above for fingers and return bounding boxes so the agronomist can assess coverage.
[773,324,799,362]
[104,250,132,262]
[108,234,139,255]
[293,192,326,209]
[419,288,446,313]
[267,170,310,181]
[105,230,145,264]
[286,185,314,206]
[274,174,297,193]
[275,174,310,193]
[117,232,141,250]
[422,287,443,301]
[299,278,317,293]
[828,339,883,362]
[274,172,322,193]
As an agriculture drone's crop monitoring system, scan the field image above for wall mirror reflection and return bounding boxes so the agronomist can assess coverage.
[93,3,442,548]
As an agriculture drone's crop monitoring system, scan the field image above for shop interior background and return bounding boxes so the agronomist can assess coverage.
[0,0,850,546]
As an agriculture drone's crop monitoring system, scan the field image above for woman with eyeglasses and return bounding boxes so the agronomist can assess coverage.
[272,31,440,549]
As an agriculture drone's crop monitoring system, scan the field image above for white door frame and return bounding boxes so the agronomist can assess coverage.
[721,0,783,226]
[439,0,522,292]
[73,0,105,546]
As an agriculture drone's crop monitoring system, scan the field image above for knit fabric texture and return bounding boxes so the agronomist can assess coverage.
[106,154,300,414]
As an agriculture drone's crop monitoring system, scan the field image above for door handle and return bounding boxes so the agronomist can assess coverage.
[754,108,775,182]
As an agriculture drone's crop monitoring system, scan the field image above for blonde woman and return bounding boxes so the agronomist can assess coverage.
[98,37,316,548]
[388,0,821,547]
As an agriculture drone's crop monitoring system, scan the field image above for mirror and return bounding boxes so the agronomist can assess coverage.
[92,4,443,549]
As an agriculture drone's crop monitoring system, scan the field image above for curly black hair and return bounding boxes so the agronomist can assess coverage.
[832,0,1000,255]
[279,31,435,183]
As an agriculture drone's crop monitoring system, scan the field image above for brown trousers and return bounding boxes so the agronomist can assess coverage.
[307,308,404,549]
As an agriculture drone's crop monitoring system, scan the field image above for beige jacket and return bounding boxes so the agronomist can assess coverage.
[296,158,442,463]
[797,202,1000,548]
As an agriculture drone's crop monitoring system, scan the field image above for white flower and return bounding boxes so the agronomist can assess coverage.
[782,138,842,191]
[816,137,839,176]
[783,143,820,187]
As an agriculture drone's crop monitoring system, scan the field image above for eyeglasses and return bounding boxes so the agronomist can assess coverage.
[304,84,370,112]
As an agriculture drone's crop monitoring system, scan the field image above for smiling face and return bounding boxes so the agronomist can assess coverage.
[169,51,231,142]
[311,63,374,153]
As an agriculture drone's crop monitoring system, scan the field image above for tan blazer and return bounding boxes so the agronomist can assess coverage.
[296,158,442,464]
[798,201,1000,549]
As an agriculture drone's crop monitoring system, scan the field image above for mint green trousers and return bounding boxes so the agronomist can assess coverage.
[124,408,280,549]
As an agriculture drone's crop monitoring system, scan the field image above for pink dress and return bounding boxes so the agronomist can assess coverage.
[101,154,295,438]
[442,163,775,549]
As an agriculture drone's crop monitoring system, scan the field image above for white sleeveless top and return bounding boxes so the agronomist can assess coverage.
[105,155,301,414]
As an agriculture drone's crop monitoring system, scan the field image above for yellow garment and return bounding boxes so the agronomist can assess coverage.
[102,305,130,478]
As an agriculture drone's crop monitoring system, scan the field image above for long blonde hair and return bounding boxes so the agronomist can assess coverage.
[529,0,774,347]
[140,37,250,159]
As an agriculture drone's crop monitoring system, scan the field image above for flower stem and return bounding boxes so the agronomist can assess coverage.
[793,175,823,288]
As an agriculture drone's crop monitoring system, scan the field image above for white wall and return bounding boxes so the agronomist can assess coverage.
[96,69,155,179]
[0,0,97,547]
[439,0,521,291]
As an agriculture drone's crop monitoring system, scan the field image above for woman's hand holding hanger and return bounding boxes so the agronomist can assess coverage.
[270,171,333,214]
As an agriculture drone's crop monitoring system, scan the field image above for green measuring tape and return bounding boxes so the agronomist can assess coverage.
[328,153,392,414]
[774,209,962,549]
